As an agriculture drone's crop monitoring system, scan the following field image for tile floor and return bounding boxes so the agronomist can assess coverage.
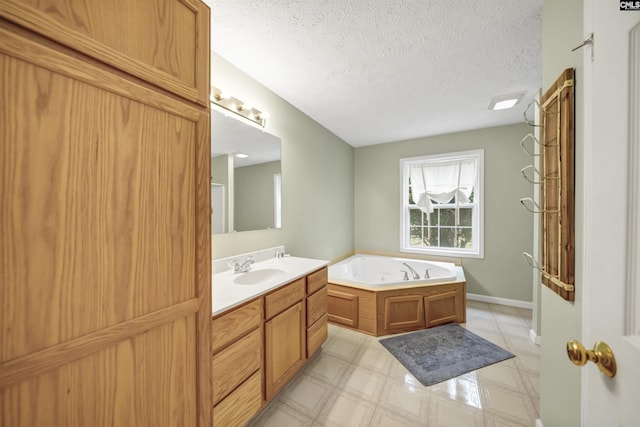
[248,300,540,427]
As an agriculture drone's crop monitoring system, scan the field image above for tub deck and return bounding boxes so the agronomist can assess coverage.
[328,266,466,337]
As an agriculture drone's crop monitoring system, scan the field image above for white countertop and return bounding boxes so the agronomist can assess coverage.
[212,256,329,316]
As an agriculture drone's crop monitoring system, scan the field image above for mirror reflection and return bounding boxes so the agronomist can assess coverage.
[211,108,282,234]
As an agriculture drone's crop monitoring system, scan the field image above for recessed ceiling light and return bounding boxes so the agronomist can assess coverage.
[235,153,249,158]
[488,92,526,111]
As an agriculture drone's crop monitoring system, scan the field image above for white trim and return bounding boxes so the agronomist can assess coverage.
[626,23,640,337]
[399,149,484,259]
[535,419,544,427]
[273,173,282,229]
[467,293,533,309]
[530,329,542,346]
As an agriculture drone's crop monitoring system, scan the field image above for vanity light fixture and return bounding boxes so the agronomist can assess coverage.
[488,92,526,111]
[210,85,267,127]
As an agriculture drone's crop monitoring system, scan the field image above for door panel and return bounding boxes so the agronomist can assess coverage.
[0,16,211,426]
[582,4,640,425]
[0,0,210,105]
[384,295,424,331]
[0,30,199,360]
[0,315,198,427]
[264,302,305,400]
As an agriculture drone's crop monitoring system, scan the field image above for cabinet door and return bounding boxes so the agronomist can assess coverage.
[424,289,464,328]
[384,295,425,331]
[0,23,210,427]
[327,289,359,328]
[0,0,210,105]
[264,302,305,400]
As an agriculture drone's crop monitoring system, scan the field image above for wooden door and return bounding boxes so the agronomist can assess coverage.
[424,289,464,328]
[0,13,211,427]
[264,302,305,400]
[383,295,424,331]
[327,289,359,327]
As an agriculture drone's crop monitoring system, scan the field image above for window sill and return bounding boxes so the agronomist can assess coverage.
[400,247,484,260]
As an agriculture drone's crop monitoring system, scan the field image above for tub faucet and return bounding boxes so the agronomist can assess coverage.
[402,262,420,280]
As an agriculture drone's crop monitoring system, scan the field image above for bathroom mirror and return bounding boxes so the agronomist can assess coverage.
[211,108,282,234]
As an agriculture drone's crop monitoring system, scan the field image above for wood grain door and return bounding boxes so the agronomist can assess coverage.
[264,302,305,400]
[327,289,359,328]
[423,290,464,328]
[0,0,211,106]
[383,295,425,332]
[0,18,211,426]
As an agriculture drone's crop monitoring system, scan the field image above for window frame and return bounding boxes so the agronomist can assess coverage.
[399,149,484,259]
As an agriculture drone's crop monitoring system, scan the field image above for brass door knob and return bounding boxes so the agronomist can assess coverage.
[566,340,617,377]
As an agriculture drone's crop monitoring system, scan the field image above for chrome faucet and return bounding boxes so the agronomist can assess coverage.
[402,262,420,280]
[231,256,254,273]
[424,268,432,279]
[401,270,409,280]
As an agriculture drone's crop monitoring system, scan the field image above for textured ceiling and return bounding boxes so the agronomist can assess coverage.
[211,0,542,147]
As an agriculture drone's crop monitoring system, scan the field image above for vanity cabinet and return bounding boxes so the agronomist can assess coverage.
[264,278,306,400]
[211,266,328,424]
[211,299,263,427]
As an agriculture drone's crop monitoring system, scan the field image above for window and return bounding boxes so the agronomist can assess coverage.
[400,150,484,258]
[274,173,282,228]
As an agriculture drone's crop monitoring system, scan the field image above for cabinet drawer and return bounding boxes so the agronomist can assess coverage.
[265,278,305,320]
[307,313,328,357]
[307,267,328,295]
[212,371,262,427]
[212,299,262,353]
[212,328,262,406]
[307,286,327,326]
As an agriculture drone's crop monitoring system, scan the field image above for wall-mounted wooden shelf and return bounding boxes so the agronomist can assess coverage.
[540,68,576,301]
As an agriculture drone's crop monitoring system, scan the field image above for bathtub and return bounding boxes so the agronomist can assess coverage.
[327,254,465,336]
[329,254,457,288]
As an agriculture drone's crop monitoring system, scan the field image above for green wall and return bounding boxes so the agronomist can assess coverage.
[540,0,583,425]
[211,54,354,261]
[354,124,534,302]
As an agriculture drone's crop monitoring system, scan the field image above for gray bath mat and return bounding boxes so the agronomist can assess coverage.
[379,323,515,386]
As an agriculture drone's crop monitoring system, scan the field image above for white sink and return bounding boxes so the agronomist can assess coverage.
[233,267,289,285]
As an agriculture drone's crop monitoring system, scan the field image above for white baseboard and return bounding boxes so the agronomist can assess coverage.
[529,329,542,346]
[467,293,533,309]
[536,419,544,427]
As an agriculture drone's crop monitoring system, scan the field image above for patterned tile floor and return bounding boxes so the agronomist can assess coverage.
[248,300,540,427]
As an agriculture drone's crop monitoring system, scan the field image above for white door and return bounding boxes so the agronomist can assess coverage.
[582,2,640,426]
